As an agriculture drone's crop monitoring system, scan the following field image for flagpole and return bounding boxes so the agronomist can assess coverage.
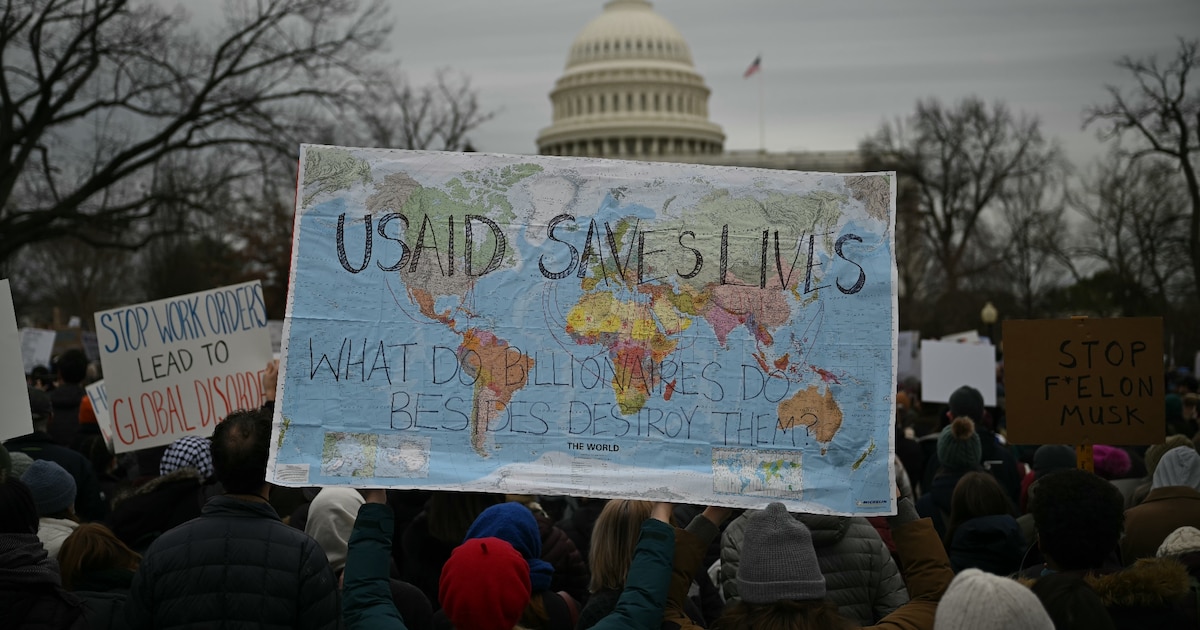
[757,67,765,152]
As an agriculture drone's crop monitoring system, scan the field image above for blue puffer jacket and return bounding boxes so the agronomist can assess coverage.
[124,495,339,630]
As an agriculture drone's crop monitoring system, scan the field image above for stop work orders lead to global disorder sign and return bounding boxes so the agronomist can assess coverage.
[268,146,899,515]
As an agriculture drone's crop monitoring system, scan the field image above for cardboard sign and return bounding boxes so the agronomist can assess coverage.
[19,328,56,374]
[920,340,997,406]
[1004,317,1164,445]
[1,280,33,441]
[94,281,273,452]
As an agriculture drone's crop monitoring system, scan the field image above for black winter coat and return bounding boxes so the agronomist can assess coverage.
[70,567,135,630]
[123,495,339,630]
[5,432,107,521]
[0,534,88,630]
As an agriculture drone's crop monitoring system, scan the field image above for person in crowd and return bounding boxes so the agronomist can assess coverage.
[1121,446,1200,563]
[439,502,675,630]
[1019,444,1075,513]
[11,450,35,477]
[715,496,951,629]
[105,434,222,552]
[943,471,1024,575]
[124,407,339,629]
[577,500,659,628]
[1127,436,1196,507]
[0,474,88,629]
[452,501,578,629]
[917,416,981,538]
[1027,469,1194,628]
[57,523,140,630]
[557,497,608,563]
[401,491,503,610]
[22,459,80,557]
[1157,526,1200,605]
[5,386,106,520]
[720,502,907,624]
[306,487,433,630]
[933,568,1054,630]
[1029,571,1117,630]
[529,501,590,604]
[922,386,1021,503]
[48,349,88,448]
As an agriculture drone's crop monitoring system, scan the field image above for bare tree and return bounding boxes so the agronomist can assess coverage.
[861,97,1062,296]
[337,68,496,150]
[1075,150,1192,310]
[996,166,1074,318]
[1086,38,1200,298]
[0,0,390,263]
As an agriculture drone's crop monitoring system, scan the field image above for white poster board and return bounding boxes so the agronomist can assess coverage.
[920,340,997,406]
[94,281,273,452]
[19,328,56,374]
[1,280,33,441]
[85,380,114,450]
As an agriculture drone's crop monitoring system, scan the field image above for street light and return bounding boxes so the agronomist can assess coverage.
[981,301,998,341]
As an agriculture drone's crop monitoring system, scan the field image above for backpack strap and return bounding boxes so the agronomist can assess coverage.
[543,590,579,629]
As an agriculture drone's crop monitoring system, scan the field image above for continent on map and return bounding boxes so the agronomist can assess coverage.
[565,292,688,414]
[322,432,378,477]
[303,148,372,207]
[458,329,535,456]
[845,175,892,223]
[777,385,844,453]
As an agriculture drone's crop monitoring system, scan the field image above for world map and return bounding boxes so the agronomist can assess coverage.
[268,146,897,515]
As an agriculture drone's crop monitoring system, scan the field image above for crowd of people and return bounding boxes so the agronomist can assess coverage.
[2,349,1200,629]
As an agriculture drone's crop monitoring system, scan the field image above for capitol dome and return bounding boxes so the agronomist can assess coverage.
[537,0,725,159]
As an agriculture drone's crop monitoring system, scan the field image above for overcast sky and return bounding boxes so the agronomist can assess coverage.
[385,0,1197,167]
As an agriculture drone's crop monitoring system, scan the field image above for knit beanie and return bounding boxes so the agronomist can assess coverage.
[465,501,556,592]
[0,477,39,534]
[9,452,34,478]
[440,537,532,630]
[1152,447,1200,491]
[20,459,77,516]
[1032,445,1076,478]
[159,435,215,480]
[736,502,826,603]
[304,487,365,573]
[938,417,982,472]
[934,569,1054,630]
[948,386,986,424]
[1157,526,1200,557]
[1091,445,1132,480]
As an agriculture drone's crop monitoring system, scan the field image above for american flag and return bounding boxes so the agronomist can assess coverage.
[743,55,762,79]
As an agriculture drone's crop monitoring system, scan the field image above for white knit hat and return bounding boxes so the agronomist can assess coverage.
[933,569,1054,630]
[1157,526,1200,557]
[304,487,365,573]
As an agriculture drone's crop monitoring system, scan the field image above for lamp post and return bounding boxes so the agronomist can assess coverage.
[980,301,998,342]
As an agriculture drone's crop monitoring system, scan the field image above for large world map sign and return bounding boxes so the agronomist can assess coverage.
[268,145,898,515]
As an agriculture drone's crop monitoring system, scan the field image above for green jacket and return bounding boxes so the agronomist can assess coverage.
[343,503,406,630]
[589,518,676,630]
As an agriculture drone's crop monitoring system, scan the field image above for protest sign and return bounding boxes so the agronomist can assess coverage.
[1,280,33,442]
[94,281,273,452]
[268,146,899,515]
[85,380,115,449]
[1004,317,1164,446]
[920,340,997,406]
[20,328,56,373]
[267,320,285,355]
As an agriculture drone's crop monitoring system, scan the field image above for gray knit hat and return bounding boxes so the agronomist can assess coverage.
[9,452,34,479]
[736,502,826,603]
[934,569,1054,630]
[20,459,76,516]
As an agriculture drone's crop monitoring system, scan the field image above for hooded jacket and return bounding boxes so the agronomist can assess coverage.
[947,514,1025,575]
[915,471,966,539]
[719,510,909,625]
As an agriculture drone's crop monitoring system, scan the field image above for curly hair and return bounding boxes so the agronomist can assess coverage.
[1029,469,1124,570]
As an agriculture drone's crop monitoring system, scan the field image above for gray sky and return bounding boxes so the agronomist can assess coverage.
[389,0,1198,167]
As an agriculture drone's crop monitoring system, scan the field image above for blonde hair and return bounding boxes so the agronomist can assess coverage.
[588,500,653,592]
[57,523,141,590]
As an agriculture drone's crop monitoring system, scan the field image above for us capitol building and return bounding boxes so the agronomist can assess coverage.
[535,0,861,173]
